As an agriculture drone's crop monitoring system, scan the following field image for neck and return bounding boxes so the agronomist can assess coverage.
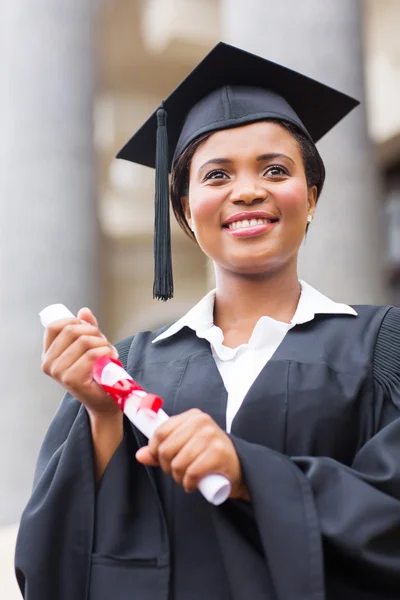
[213,264,301,346]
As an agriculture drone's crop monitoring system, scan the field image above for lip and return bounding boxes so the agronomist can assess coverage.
[222,211,279,227]
[225,221,278,238]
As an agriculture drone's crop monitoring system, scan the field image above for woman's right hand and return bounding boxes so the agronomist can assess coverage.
[41,307,121,418]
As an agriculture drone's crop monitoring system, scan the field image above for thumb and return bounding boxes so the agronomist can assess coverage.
[77,307,98,328]
[136,446,159,467]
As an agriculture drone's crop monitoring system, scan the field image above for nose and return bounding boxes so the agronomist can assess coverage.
[230,178,268,205]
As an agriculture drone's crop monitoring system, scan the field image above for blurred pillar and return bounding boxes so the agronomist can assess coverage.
[221,0,385,303]
[141,0,219,60]
[0,1,99,524]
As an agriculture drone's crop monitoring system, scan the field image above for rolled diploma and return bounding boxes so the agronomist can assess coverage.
[40,303,232,506]
[40,304,75,327]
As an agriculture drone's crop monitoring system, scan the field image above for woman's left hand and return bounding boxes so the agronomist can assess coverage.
[136,409,250,502]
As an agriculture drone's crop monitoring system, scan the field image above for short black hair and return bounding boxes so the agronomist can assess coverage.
[170,119,326,241]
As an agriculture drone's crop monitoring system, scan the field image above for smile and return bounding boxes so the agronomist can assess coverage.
[226,218,275,230]
[221,211,279,238]
[223,219,279,239]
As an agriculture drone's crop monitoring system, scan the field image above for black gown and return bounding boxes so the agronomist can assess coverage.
[15,305,400,599]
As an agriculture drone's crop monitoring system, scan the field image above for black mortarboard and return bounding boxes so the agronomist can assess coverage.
[117,42,359,300]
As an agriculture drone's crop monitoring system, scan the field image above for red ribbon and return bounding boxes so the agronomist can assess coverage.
[92,356,163,413]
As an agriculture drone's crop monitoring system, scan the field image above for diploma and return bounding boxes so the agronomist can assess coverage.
[40,304,232,506]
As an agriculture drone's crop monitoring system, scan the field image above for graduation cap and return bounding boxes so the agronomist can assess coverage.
[117,41,359,301]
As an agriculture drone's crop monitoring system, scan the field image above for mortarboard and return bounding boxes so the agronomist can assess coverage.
[116,42,359,301]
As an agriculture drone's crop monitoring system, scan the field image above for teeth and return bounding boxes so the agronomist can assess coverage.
[227,218,273,230]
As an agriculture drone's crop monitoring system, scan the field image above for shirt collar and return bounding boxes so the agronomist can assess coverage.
[153,289,215,343]
[152,280,357,344]
[290,280,357,325]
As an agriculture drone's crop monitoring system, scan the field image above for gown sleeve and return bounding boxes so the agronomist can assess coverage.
[14,336,134,600]
[226,307,400,600]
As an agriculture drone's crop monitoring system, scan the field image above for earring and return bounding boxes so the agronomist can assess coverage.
[307,215,313,223]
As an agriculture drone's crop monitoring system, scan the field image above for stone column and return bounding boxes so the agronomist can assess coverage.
[0,0,99,525]
[221,0,385,304]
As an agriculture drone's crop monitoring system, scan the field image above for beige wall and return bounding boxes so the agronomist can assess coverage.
[365,0,400,144]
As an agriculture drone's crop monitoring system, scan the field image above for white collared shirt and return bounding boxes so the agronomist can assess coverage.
[153,281,357,432]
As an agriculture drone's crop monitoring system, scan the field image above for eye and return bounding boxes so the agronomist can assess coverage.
[264,165,289,177]
[204,169,229,181]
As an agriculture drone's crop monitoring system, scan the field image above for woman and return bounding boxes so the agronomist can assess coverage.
[15,42,400,600]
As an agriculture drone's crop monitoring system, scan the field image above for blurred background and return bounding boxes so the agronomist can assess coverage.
[1,0,400,596]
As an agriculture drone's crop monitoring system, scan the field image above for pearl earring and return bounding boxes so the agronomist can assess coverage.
[307,215,313,223]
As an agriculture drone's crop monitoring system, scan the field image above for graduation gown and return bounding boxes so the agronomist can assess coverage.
[15,305,400,599]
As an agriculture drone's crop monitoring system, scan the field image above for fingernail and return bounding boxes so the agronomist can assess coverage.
[112,346,119,357]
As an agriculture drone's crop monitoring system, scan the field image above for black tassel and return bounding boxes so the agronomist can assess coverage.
[153,104,173,301]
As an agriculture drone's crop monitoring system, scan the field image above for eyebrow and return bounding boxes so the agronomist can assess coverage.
[198,153,295,170]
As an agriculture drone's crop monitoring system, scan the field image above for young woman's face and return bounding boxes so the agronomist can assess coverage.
[186,121,317,277]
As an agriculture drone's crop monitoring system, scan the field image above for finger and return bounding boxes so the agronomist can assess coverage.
[135,446,159,467]
[56,344,118,392]
[155,418,216,476]
[148,409,210,456]
[43,322,108,367]
[181,447,226,494]
[167,433,216,485]
[156,426,199,475]
[43,317,81,354]
[77,307,98,328]
[45,335,118,380]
